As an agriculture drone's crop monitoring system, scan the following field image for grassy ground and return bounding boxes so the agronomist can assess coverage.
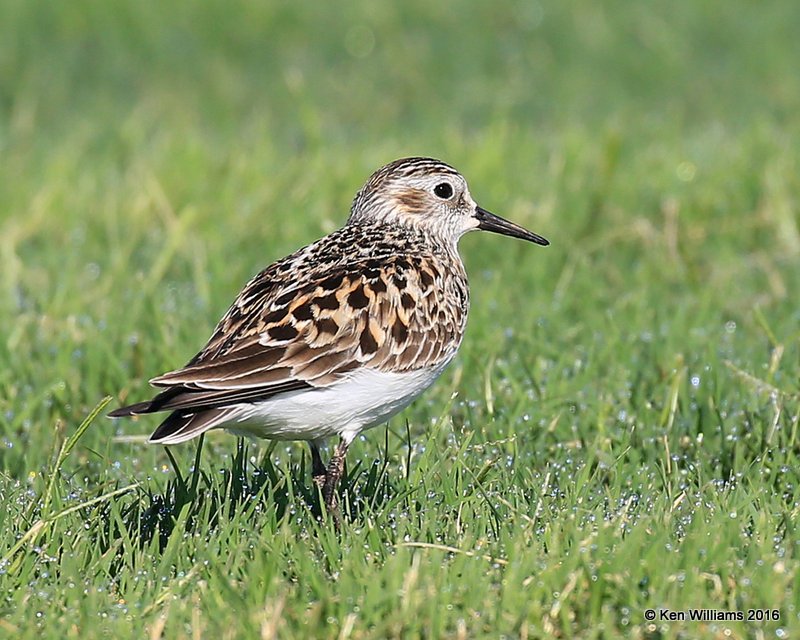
[1,0,799,638]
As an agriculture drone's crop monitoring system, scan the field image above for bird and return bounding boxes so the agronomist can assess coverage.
[109,157,548,518]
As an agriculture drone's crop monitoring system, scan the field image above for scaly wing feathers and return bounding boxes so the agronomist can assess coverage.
[111,236,467,443]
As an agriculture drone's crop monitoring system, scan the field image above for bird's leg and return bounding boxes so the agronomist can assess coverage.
[322,437,349,522]
[309,441,327,489]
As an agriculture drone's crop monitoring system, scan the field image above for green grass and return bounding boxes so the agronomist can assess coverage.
[1,0,799,637]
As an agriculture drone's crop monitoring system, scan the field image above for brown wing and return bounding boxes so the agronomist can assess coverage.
[111,251,466,421]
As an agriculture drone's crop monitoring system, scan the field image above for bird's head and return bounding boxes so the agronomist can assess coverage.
[349,157,549,247]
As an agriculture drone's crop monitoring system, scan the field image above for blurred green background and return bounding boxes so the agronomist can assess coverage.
[1,1,798,638]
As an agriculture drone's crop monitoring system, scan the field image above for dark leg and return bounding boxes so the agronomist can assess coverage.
[309,441,326,489]
[322,438,349,521]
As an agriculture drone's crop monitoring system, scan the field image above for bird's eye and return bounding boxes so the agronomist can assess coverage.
[433,182,454,200]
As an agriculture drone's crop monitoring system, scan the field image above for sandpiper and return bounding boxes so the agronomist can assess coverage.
[110,157,548,516]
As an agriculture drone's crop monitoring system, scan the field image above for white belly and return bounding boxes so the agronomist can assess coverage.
[222,362,449,444]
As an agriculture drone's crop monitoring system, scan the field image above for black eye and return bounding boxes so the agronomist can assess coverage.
[433,182,454,199]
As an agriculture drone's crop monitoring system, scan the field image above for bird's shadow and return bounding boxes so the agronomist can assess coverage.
[112,433,404,557]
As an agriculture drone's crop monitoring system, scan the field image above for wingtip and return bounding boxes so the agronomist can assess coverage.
[149,369,184,387]
[107,400,153,418]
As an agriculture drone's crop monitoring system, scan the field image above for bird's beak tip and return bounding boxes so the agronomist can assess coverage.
[474,206,549,246]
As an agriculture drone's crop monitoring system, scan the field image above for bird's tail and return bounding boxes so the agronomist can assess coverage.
[108,386,184,418]
[107,400,158,418]
[148,407,239,444]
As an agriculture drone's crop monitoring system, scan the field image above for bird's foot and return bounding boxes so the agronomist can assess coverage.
[321,439,349,529]
[312,471,327,490]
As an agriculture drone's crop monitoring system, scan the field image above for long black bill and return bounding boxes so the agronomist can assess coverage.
[475,206,549,246]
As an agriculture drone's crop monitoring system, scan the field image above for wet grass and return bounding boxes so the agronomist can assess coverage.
[1,0,799,638]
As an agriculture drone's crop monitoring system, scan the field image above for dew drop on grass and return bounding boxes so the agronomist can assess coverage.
[85,262,101,280]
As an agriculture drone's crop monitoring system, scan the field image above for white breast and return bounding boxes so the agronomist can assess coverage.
[224,362,450,444]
